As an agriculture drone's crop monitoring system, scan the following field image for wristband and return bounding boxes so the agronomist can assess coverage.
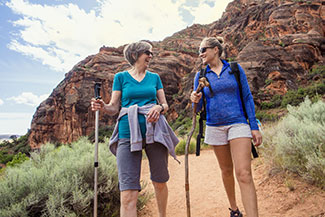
[159,104,164,113]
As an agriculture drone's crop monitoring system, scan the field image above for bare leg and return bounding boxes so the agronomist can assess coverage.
[213,145,239,211]
[152,181,168,217]
[230,138,258,217]
[120,190,139,217]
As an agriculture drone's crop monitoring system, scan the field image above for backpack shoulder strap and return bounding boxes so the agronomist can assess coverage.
[229,61,239,76]
[199,68,206,78]
[230,62,259,158]
[229,61,247,118]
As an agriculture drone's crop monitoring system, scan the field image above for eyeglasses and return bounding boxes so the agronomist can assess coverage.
[144,50,153,56]
[199,47,215,54]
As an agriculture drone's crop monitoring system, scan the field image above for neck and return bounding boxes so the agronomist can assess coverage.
[208,58,222,68]
[130,65,146,75]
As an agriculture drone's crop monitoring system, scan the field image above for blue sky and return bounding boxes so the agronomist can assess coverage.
[0,0,232,135]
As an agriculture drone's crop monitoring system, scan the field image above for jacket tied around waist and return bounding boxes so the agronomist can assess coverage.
[109,104,180,163]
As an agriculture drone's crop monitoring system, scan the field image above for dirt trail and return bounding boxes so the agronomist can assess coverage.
[139,149,325,217]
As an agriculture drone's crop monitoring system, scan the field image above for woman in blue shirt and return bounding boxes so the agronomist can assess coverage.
[91,41,177,217]
[191,37,262,217]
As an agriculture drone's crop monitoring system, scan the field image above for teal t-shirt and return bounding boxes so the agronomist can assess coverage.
[112,70,163,138]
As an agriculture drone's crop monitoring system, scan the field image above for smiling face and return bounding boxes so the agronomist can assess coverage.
[134,48,153,69]
[199,41,218,65]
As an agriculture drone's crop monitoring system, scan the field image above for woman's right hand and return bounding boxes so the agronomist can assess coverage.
[190,91,202,103]
[91,98,105,111]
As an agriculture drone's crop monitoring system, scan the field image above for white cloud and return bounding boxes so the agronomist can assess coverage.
[0,98,3,105]
[6,0,232,72]
[0,112,33,135]
[7,92,49,106]
[184,0,233,24]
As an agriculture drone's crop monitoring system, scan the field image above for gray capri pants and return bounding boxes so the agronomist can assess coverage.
[116,139,169,191]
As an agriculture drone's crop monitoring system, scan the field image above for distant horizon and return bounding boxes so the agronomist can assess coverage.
[0,0,233,135]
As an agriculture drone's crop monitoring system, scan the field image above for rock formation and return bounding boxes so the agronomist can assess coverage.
[29,0,325,148]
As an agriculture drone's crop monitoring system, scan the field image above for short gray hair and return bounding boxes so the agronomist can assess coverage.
[123,41,152,66]
[201,37,224,57]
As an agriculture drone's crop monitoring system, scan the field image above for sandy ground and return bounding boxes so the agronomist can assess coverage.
[138,149,325,217]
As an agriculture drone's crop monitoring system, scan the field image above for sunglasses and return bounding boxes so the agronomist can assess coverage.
[199,47,215,54]
[144,50,153,56]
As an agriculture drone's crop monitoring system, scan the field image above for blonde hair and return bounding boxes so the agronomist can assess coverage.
[201,36,224,57]
[123,41,152,66]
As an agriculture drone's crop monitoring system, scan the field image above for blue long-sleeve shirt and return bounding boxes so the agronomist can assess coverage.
[194,60,259,130]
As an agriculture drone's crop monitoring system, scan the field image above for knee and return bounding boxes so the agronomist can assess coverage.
[121,191,138,209]
[220,167,234,178]
[152,181,167,191]
[235,169,253,184]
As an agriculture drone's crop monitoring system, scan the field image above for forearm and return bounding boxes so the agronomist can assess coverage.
[103,103,119,116]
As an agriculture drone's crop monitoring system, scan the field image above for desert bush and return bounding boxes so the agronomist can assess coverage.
[262,97,325,187]
[0,137,145,216]
[0,131,31,166]
[175,138,196,155]
[281,83,325,108]
[255,111,279,122]
[88,126,114,143]
[170,111,193,137]
[6,152,29,167]
[260,94,282,110]
[309,64,325,76]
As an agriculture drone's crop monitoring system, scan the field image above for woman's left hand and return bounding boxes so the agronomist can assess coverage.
[251,130,262,146]
[147,105,162,123]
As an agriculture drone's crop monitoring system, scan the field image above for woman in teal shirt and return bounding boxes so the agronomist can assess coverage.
[91,41,176,217]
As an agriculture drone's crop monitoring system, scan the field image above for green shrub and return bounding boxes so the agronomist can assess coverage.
[226,57,236,62]
[0,131,31,167]
[255,111,279,122]
[264,78,273,86]
[260,101,274,110]
[309,65,325,76]
[0,137,149,216]
[13,133,31,154]
[170,111,194,137]
[259,94,283,110]
[281,83,325,108]
[0,153,14,164]
[6,152,29,167]
[262,97,325,187]
[88,126,114,143]
[175,138,196,155]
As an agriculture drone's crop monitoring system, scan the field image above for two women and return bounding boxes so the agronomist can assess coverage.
[191,37,262,217]
[91,41,178,217]
[92,36,262,217]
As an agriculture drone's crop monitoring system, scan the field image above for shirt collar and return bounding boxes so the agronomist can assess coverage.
[206,59,229,73]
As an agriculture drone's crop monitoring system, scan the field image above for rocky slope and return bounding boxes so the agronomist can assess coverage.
[29,0,325,148]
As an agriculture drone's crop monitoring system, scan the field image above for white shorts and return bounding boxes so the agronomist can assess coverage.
[204,123,252,146]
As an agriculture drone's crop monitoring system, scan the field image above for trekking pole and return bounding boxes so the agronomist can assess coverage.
[94,82,101,217]
[185,77,209,217]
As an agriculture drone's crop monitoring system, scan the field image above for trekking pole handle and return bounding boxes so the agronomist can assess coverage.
[193,77,209,113]
[195,77,209,93]
[94,83,101,100]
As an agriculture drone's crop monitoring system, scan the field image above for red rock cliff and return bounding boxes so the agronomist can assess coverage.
[29,0,325,148]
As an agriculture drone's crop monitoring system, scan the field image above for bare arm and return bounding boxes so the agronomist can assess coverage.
[104,91,121,115]
[147,88,168,123]
[91,90,121,116]
[157,88,168,113]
